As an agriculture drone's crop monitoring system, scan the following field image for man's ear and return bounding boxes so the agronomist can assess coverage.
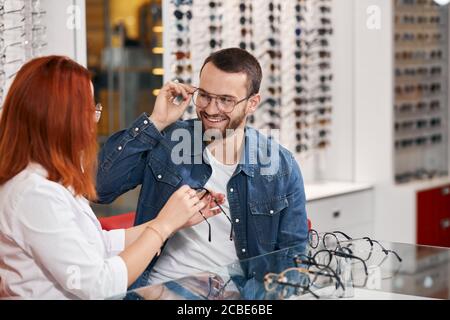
[246,94,261,115]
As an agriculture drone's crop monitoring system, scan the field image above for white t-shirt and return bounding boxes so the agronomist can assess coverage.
[148,147,240,284]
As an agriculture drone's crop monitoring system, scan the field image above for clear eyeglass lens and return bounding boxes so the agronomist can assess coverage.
[324,234,339,250]
[309,231,319,248]
[193,90,235,112]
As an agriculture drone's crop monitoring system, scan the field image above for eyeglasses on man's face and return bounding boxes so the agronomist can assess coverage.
[192,88,253,114]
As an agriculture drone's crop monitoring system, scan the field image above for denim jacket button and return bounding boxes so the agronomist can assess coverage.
[241,248,246,253]
[230,188,234,193]
[235,218,240,223]
[117,146,122,151]
[270,210,274,214]
[157,174,162,179]
[135,127,139,132]
[144,120,149,125]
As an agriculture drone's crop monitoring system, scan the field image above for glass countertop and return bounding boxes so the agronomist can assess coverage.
[111,240,450,300]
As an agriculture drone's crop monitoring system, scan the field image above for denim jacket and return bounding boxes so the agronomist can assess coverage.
[96,113,308,285]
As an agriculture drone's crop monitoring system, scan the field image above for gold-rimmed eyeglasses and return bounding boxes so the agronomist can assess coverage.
[192,88,253,113]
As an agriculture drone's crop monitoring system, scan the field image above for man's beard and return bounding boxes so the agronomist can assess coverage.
[198,109,247,141]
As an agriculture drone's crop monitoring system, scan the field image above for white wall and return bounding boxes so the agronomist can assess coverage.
[41,0,87,66]
[354,0,394,185]
[320,0,356,182]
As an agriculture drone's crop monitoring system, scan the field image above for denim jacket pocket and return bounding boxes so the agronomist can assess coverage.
[249,197,288,216]
[148,155,182,188]
[145,156,183,209]
[249,197,288,246]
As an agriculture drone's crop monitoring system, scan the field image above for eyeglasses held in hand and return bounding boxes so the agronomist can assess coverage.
[193,187,233,242]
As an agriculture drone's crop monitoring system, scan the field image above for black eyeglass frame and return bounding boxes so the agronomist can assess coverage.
[193,187,234,242]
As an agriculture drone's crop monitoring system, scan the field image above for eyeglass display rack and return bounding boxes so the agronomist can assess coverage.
[0,0,47,109]
[393,0,449,184]
[164,0,334,155]
[354,0,450,246]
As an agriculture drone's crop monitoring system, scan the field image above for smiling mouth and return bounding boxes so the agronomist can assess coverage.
[202,112,228,124]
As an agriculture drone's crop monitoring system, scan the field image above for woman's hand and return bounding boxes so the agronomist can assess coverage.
[120,186,209,287]
[180,190,226,229]
[152,185,206,239]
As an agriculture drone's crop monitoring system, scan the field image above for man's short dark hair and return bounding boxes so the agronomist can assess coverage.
[200,48,262,96]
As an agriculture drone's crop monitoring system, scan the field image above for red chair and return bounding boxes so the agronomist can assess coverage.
[98,212,312,232]
[98,212,135,231]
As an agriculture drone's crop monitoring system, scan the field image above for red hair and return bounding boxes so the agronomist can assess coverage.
[0,56,98,200]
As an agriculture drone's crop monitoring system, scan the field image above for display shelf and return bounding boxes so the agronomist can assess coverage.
[393,0,449,184]
[305,181,373,201]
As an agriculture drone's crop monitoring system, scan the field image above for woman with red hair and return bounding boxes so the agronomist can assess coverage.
[0,56,221,299]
